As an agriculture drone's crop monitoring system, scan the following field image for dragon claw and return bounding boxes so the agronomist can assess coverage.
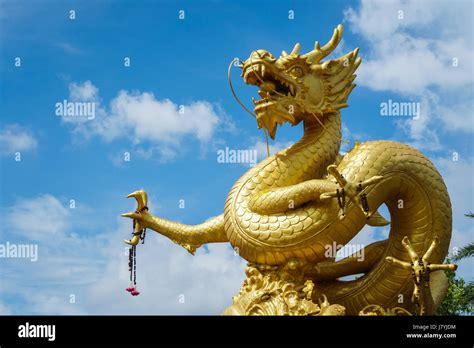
[326,165,384,219]
[127,190,148,211]
[122,189,149,246]
[121,212,140,219]
[386,235,458,274]
[385,235,457,314]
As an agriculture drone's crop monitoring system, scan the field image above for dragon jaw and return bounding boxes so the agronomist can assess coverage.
[241,49,300,139]
[240,24,361,139]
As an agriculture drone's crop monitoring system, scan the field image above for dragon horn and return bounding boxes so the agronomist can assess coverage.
[290,43,301,56]
[302,24,343,63]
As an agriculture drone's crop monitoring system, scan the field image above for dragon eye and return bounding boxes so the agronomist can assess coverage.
[289,66,304,77]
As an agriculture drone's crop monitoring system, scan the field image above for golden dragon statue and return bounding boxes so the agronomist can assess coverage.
[122,25,456,315]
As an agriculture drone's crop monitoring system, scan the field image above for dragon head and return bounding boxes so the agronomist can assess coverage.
[241,24,361,139]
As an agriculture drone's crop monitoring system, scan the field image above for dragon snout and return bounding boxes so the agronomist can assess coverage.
[241,50,276,85]
[243,49,274,66]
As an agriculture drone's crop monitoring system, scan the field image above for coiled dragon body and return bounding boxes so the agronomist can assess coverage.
[123,25,453,315]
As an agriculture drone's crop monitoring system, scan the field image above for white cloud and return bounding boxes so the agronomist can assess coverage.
[107,92,219,143]
[344,0,474,146]
[2,195,105,292]
[396,91,442,150]
[1,194,246,314]
[63,81,223,161]
[83,220,246,315]
[418,156,474,280]
[437,97,474,133]
[0,124,37,155]
[69,80,99,101]
[54,42,82,55]
[434,156,474,254]
[0,302,12,315]
[7,194,71,241]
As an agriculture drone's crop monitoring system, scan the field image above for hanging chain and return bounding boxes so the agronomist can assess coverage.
[133,246,137,286]
[336,188,346,216]
[128,247,133,283]
[141,228,147,244]
[357,181,371,213]
[126,214,146,296]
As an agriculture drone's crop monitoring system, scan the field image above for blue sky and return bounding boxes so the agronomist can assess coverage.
[0,0,472,314]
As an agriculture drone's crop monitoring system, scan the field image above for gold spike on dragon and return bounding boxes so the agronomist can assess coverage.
[121,25,457,316]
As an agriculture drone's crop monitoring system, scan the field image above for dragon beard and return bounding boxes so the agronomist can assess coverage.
[245,64,299,139]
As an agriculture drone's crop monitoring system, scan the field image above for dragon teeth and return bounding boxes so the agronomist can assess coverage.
[289,85,295,95]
